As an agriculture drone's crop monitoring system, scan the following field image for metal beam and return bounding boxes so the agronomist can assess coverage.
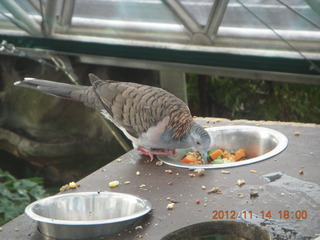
[26,0,41,13]
[78,55,320,85]
[1,42,318,84]
[164,0,200,33]
[0,0,41,36]
[50,55,80,85]
[42,0,58,37]
[59,0,76,29]
[205,0,229,37]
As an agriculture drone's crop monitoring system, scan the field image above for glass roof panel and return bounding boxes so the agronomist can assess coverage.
[73,0,175,23]
[69,0,188,43]
[178,0,215,26]
[220,0,320,31]
[0,0,319,78]
[0,0,319,44]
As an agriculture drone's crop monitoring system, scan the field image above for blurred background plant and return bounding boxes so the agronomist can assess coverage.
[0,169,48,226]
[187,75,320,124]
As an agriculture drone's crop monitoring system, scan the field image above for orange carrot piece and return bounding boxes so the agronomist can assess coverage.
[235,149,246,161]
[209,149,224,160]
[180,154,198,163]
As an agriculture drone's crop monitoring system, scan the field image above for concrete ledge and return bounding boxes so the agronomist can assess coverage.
[1,118,319,240]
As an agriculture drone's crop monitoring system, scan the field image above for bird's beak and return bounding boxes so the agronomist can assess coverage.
[200,150,208,164]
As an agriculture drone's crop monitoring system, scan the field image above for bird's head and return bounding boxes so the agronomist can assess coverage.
[189,123,211,163]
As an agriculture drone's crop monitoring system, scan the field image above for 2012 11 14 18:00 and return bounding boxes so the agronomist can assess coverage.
[211,210,308,220]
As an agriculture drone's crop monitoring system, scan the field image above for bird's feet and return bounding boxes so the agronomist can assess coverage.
[137,146,176,161]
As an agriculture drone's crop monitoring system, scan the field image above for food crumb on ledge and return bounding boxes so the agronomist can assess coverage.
[237,179,246,186]
[195,168,205,176]
[250,190,259,198]
[156,161,163,166]
[207,187,222,194]
[69,182,77,189]
[167,203,174,210]
[109,180,120,188]
[60,181,79,192]
[135,225,143,230]
[237,193,245,198]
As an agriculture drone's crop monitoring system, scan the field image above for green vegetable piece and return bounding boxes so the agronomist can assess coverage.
[214,159,224,164]
[216,155,224,160]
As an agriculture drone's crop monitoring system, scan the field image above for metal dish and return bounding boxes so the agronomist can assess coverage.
[159,125,288,169]
[25,192,152,239]
[161,221,272,240]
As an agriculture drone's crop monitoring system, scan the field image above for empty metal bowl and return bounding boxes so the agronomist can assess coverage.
[161,221,272,240]
[25,192,152,239]
[160,125,288,169]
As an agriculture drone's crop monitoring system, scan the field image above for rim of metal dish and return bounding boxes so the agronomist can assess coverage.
[159,125,288,169]
[25,192,152,225]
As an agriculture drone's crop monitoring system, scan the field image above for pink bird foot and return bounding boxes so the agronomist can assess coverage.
[137,146,176,161]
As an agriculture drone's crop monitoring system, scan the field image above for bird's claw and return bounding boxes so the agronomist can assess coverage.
[137,147,176,161]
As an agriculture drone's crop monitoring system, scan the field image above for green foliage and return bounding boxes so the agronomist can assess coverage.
[188,76,320,123]
[186,74,200,106]
[0,169,48,226]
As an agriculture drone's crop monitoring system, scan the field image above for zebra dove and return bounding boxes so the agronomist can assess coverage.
[14,73,211,161]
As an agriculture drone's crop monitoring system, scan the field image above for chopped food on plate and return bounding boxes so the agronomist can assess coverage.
[180,148,247,165]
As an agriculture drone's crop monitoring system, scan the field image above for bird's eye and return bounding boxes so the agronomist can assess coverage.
[196,141,200,145]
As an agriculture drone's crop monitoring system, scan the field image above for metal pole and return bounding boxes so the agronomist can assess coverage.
[164,0,200,34]
[42,0,58,37]
[1,0,42,36]
[205,0,229,38]
[59,0,76,29]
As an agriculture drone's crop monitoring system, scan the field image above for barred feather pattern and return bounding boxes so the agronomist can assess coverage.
[88,75,194,140]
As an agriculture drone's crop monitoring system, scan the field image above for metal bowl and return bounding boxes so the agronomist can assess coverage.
[160,125,288,169]
[161,221,272,240]
[25,192,152,239]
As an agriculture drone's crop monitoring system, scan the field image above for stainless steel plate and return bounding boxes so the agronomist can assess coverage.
[25,192,152,239]
[159,125,288,169]
[161,220,272,240]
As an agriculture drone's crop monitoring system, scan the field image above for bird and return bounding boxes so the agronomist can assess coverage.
[14,73,211,162]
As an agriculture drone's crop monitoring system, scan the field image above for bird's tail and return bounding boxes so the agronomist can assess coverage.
[14,78,88,102]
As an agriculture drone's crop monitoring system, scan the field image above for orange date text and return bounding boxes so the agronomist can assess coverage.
[211,210,308,220]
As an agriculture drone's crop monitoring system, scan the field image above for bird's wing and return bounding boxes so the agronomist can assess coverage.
[89,74,171,138]
[89,74,194,140]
